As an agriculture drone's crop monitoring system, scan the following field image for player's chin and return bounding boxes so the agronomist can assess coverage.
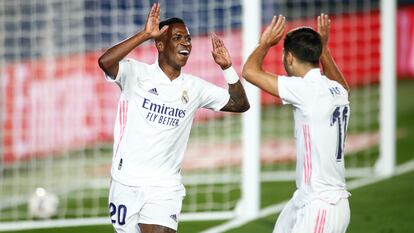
[176,55,189,66]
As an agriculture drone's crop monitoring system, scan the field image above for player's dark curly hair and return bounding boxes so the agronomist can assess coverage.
[283,27,322,66]
[159,17,185,29]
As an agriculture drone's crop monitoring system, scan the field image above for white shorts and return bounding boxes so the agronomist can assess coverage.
[273,198,350,233]
[108,179,186,233]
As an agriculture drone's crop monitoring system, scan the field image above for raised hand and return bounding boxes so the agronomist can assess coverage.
[317,13,349,91]
[317,13,330,48]
[211,33,232,70]
[259,15,286,48]
[144,3,168,39]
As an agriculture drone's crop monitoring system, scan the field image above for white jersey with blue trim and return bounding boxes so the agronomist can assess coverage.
[278,68,351,207]
[105,58,230,187]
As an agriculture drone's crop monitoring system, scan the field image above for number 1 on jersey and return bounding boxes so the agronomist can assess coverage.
[331,106,349,161]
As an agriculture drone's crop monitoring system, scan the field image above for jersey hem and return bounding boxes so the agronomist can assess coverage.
[111,174,182,187]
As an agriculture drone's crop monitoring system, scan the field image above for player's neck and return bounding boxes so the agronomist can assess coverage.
[158,60,181,81]
[294,64,319,78]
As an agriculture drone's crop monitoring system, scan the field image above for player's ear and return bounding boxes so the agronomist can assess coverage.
[286,51,294,66]
[155,40,165,52]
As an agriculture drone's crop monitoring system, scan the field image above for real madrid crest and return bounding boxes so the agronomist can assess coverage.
[181,90,189,104]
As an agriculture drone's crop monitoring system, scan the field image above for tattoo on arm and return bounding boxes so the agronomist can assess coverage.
[220,81,250,112]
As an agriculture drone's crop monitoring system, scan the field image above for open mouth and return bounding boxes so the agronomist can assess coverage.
[178,49,190,57]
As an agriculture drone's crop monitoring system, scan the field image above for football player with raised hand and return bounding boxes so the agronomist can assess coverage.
[243,13,350,233]
[98,3,249,233]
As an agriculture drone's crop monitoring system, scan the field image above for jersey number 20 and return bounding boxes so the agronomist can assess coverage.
[331,106,349,161]
[109,202,127,225]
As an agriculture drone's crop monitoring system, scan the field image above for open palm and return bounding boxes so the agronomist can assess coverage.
[317,13,330,47]
[211,33,232,70]
[260,15,286,48]
[144,3,168,39]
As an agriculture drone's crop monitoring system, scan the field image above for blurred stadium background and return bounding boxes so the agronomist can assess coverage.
[1,0,413,232]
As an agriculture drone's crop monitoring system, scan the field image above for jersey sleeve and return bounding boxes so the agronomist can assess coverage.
[198,79,230,111]
[278,76,313,108]
[104,58,143,91]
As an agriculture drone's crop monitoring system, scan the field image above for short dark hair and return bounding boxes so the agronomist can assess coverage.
[159,17,185,30]
[283,27,322,65]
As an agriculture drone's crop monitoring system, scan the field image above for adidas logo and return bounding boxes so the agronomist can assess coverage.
[148,88,158,95]
[169,214,177,222]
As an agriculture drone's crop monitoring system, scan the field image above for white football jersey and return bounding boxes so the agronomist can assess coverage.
[278,68,351,208]
[105,58,230,187]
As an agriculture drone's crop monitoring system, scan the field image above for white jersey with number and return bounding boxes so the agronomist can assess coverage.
[105,58,230,187]
[278,68,351,208]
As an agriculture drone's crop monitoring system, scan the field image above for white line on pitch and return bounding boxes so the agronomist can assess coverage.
[200,159,414,233]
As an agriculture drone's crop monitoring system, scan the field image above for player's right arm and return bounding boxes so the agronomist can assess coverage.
[318,13,350,92]
[242,15,286,97]
[98,3,168,78]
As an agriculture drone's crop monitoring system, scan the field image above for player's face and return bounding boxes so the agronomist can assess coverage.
[163,23,192,69]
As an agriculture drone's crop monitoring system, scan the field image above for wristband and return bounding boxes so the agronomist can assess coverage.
[222,66,240,84]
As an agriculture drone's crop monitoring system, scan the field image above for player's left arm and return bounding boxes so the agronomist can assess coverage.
[318,13,350,92]
[210,33,250,113]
